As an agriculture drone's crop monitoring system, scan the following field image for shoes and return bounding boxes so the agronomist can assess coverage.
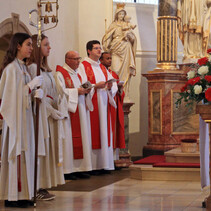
[5,200,30,208]
[36,189,55,201]
[100,169,111,174]
[88,169,111,176]
[88,170,102,176]
[74,172,90,179]
[64,173,77,180]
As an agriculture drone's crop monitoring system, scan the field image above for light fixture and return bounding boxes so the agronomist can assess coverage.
[45,1,52,12]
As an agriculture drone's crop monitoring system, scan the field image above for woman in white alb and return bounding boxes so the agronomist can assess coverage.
[28,34,65,200]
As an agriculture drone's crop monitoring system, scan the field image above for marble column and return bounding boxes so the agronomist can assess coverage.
[142,0,199,156]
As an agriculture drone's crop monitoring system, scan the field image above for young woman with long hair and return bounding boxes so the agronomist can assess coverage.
[0,32,43,208]
[28,34,65,201]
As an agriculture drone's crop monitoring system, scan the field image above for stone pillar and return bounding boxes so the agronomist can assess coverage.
[155,0,178,71]
[115,102,134,168]
[142,0,199,156]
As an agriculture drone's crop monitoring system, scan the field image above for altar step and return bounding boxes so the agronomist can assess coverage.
[165,147,199,163]
[130,164,200,181]
[130,147,200,181]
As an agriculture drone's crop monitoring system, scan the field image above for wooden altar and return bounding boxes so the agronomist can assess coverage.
[196,104,211,210]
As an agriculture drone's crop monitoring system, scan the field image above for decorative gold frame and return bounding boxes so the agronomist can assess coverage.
[171,90,199,134]
[150,90,162,135]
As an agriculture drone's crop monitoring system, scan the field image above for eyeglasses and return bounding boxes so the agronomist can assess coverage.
[66,57,82,61]
[92,47,102,50]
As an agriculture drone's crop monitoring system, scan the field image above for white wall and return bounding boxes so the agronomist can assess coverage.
[0,0,79,71]
[78,0,113,58]
[0,0,183,157]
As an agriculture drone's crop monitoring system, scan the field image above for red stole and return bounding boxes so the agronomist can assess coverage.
[56,65,83,159]
[82,61,111,149]
[109,69,125,149]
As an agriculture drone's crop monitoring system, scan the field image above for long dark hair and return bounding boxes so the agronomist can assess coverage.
[27,34,51,72]
[0,33,31,76]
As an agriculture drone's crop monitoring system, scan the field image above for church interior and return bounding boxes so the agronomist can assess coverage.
[0,0,210,210]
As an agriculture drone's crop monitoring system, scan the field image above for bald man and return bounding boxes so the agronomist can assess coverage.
[54,51,92,179]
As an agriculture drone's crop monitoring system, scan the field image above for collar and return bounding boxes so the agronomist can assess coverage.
[63,63,78,75]
[84,57,100,67]
[16,58,25,65]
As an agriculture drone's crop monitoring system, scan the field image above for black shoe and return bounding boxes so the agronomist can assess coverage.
[64,173,77,180]
[88,170,102,176]
[21,200,34,206]
[100,169,111,174]
[5,200,29,208]
[27,200,34,206]
[74,172,90,179]
[202,201,206,208]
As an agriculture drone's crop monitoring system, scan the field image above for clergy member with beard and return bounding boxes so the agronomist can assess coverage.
[54,51,92,179]
[78,40,118,174]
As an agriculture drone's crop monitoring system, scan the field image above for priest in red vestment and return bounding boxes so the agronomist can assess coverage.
[100,52,125,150]
[78,40,118,173]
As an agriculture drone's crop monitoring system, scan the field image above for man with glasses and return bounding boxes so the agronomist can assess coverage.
[54,51,93,180]
[79,40,118,174]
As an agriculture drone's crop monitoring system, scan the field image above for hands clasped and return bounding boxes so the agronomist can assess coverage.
[78,87,91,95]
[50,109,64,120]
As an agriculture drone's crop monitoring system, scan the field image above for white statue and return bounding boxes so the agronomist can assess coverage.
[177,0,211,63]
[102,3,137,102]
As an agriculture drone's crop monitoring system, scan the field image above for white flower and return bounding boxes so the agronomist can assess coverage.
[198,66,209,75]
[194,85,202,94]
[187,70,195,79]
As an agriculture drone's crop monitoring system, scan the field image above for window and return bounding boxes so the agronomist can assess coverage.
[113,0,158,4]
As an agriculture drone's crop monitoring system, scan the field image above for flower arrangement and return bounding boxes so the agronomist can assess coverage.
[176,50,211,107]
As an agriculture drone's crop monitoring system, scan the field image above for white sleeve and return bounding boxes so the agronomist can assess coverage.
[54,71,78,113]
[106,70,117,108]
[78,63,88,84]
[107,70,118,98]
[78,63,95,109]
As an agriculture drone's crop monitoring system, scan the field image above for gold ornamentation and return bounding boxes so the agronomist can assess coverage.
[116,3,125,10]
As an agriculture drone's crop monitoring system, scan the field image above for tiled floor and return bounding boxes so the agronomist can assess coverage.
[0,178,208,210]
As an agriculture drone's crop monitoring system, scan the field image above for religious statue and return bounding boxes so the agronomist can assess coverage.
[177,0,211,63]
[102,3,137,102]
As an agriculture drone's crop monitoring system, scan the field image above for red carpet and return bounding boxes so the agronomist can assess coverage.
[133,155,200,168]
[133,155,165,165]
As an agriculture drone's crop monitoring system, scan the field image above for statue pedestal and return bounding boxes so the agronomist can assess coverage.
[142,67,199,157]
[114,102,134,168]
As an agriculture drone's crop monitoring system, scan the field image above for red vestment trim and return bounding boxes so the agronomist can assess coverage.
[0,100,2,120]
[18,155,21,192]
[46,95,54,100]
[82,61,111,149]
[108,69,125,149]
[56,65,83,159]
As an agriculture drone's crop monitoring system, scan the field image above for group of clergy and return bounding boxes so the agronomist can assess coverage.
[0,33,125,208]
[55,40,126,179]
